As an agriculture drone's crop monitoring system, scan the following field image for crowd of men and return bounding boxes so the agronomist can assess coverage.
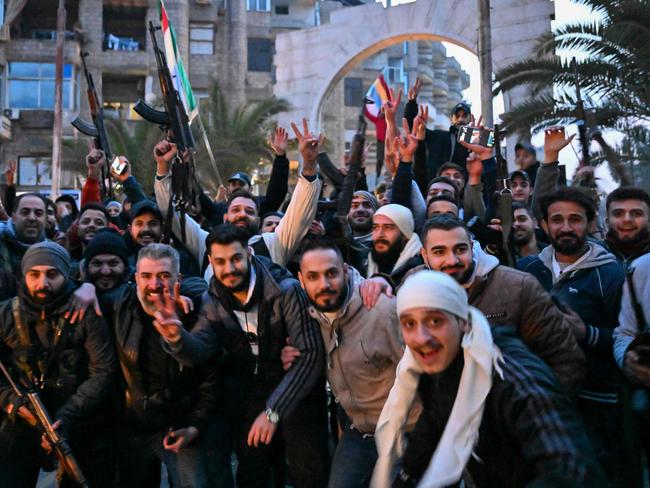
[0,77,649,488]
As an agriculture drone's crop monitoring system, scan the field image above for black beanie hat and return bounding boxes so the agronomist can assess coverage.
[83,228,129,267]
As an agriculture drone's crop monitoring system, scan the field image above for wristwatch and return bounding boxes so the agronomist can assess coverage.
[265,408,279,424]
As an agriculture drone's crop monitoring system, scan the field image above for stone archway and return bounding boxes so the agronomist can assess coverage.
[274,0,553,133]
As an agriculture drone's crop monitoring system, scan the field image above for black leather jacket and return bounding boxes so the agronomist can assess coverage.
[0,283,116,430]
[100,278,217,433]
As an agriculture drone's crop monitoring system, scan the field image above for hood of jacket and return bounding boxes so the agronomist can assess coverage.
[537,242,617,274]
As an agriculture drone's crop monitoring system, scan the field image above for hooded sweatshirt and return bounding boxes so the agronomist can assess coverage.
[519,243,625,404]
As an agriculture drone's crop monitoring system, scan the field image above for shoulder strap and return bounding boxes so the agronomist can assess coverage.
[626,269,647,334]
[12,297,31,348]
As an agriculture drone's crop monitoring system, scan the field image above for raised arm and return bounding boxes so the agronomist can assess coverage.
[260,119,323,267]
[81,149,104,206]
[153,140,208,267]
[260,127,291,215]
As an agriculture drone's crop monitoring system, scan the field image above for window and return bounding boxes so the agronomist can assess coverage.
[344,78,363,107]
[247,38,273,72]
[18,156,52,186]
[190,23,214,55]
[8,62,75,110]
[247,0,270,12]
[275,5,289,15]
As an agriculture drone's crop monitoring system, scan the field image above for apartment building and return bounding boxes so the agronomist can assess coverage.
[0,0,468,193]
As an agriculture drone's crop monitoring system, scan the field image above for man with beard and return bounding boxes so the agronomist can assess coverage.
[367,204,423,288]
[0,193,48,301]
[519,188,627,485]
[151,224,329,488]
[68,203,110,261]
[405,214,585,395]
[511,202,545,259]
[154,119,323,280]
[0,242,116,487]
[296,240,418,487]
[99,243,215,487]
[603,187,650,269]
[45,199,66,245]
[82,229,131,294]
[124,200,199,278]
[371,271,601,488]
[348,191,379,249]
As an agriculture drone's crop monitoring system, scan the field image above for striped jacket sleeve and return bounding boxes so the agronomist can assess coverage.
[266,280,325,419]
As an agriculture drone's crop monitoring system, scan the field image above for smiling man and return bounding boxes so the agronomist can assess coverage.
[373,271,601,488]
[603,187,650,269]
[0,241,115,487]
[98,243,215,487]
[520,188,626,485]
[0,193,48,301]
[77,203,110,250]
[152,224,329,488]
[402,214,585,395]
[82,229,131,294]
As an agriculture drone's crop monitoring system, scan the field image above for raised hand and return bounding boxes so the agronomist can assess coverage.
[290,118,322,177]
[110,156,131,183]
[150,282,183,343]
[268,127,288,156]
[543,126,575,164]
[415,105,428,140]
[466,151,484,185]
[153,139,178,176]
[382,88,403,126]
[408,77,422,102]
[86,149,104,180]
[384,135,399,177]
[395,117,419,162]
[4,160,16,186]
[458,120,494,161]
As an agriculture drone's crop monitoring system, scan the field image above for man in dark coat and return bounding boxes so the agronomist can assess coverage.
[0,242,116,487]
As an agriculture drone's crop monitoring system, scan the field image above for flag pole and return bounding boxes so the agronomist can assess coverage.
[194,115,224,188]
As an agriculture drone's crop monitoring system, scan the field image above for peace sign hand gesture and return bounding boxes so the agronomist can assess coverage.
[151,282,185,344]
[291,118,323,177]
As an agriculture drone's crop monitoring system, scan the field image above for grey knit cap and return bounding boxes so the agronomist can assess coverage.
[21,241,71,277]
[353,190,379,211]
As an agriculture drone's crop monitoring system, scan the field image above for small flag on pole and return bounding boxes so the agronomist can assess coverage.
[363,73,392,143]
[159,0,198,121]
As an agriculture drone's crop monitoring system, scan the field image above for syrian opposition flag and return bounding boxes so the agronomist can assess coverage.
[363,73,392,142]
[159,0,198,121]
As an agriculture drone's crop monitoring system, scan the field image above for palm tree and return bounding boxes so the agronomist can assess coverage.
[64,83,290,196]
[195,84,290,192]
[493,0,649,183]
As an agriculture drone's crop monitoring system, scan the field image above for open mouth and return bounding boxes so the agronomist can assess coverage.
[415,344,442,362]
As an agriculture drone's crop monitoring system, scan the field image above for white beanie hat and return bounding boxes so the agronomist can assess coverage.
[374,204,414,239]
[396,270,468,320]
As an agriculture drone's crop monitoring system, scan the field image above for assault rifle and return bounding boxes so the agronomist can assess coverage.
[571,57,590,167]
[134,21,197,242]
[0,356,89,487]
[71,52,114,199]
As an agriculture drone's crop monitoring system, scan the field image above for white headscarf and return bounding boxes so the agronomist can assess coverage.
[372,270,504,488]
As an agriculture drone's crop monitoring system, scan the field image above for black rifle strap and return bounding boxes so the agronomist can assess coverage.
[626,269,647,335]
[12,297,70,387]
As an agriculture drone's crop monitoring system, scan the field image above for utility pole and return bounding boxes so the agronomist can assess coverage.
[478,0,493,127]
[51,0,65,200]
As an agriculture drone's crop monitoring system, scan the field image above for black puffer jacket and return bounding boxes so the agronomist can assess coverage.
[100,277,217,432]
[0,283,116,429]
[397,327,604,488]
[166,256,325,420]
